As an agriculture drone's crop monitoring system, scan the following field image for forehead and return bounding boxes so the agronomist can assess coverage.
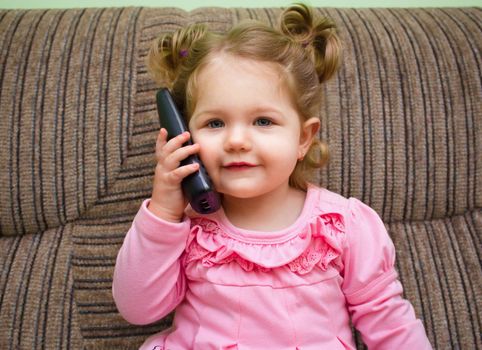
[193,54,291,103]
[203,53,282,76]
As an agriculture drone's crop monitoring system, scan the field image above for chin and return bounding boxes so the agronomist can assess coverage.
[220,189,257,199]
[218,184,274,200]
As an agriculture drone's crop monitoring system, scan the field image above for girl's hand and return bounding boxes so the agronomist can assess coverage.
[149,128,200,222]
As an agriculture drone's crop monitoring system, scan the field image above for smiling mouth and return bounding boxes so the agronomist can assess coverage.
[223,162,257,170]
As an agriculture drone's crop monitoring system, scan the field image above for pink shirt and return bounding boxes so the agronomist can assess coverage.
[113,185,432,349]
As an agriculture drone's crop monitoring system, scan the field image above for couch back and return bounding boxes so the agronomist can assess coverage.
[0,6,480,349]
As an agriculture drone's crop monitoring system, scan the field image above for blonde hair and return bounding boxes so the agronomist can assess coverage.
[147,3,342,190]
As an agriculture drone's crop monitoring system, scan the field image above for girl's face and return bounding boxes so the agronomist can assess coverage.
[189,54,319,201]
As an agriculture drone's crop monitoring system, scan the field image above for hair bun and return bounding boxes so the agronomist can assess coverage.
[279,3,314,43]
[147,24,209,88]
[279,3,342,83]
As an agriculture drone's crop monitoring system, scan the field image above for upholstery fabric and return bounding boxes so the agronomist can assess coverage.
[0,6,480,349]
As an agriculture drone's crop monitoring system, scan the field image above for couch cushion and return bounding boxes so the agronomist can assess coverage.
[317,8,481,222]
[389,209,481,349]
[0,225,83,349]
[0,8,140,236]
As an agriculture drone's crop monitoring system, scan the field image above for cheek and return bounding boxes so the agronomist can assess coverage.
[273,149,299,171]
[195,138,219,170]
[267,141,300,174]
[264,134,300,160]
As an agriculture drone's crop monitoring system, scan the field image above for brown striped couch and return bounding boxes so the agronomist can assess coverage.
[0,6,480,350]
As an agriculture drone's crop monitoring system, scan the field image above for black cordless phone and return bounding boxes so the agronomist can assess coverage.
[156,88,221,214]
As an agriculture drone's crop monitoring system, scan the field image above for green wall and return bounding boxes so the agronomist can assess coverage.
[1,0,480,9]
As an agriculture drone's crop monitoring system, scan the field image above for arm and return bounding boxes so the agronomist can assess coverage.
[342,198,432,349]
[112,199,190,325]
[112,127,200,324]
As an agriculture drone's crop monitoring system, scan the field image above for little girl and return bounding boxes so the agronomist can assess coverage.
[113,4,432,349]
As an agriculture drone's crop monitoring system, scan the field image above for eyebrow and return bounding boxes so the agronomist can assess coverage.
[194,105,285,119]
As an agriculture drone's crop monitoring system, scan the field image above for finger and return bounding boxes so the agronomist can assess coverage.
[156,128,168,157]
[162,131,192,154]
[167,163,200,184]
[156,128,168,144]
[164,143,200,168]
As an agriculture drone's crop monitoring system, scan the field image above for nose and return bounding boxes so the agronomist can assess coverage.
[223,125,252,152]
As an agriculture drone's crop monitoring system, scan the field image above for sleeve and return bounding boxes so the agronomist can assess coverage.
[112,199,191,325]
[341,198,432,350]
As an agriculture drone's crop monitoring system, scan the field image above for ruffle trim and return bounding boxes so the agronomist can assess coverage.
[183,213,345,275]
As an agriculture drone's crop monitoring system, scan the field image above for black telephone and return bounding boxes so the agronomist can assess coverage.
[155,88,221,214]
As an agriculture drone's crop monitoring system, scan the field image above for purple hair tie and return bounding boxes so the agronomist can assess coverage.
[180,49,188,57]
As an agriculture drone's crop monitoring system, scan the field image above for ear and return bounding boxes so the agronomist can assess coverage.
[298,117,320,158]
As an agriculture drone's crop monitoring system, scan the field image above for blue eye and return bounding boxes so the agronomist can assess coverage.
[207,119,224,128]
[255,118,273,127]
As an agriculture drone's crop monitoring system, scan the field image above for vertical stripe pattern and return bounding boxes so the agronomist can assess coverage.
[319,8,481,223]
[0,225,83,349]
[0,7,143,350]
[0,8,138,237]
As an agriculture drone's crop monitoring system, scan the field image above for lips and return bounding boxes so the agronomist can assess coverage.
[223,162,257,170]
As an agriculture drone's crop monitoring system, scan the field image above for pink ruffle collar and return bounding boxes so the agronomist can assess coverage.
[183,186,346,275]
